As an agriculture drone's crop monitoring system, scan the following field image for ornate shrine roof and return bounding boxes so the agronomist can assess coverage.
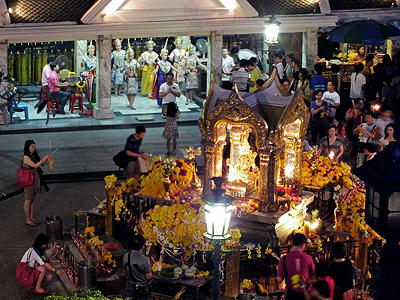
[5,0,96,23]
[3,0,397,23]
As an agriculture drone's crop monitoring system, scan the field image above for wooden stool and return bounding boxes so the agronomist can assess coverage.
[69,94,84,113]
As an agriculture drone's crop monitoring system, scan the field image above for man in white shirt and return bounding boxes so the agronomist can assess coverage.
[272,53,284,80]
[222,48,235,74]
[159,72,181,115]
[322,80,340,122]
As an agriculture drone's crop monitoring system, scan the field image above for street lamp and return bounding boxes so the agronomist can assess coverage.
[263,16,281,74]
[353,142,400,300]
[264,16,281,44]
[203,177,234,300]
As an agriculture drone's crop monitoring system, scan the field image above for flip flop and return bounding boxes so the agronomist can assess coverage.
[32,220,41,225]
[34,289,49,294]
[26,222,38,227]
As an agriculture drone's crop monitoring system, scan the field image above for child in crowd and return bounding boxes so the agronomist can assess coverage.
[256,79,265,91]
[162,102,180,156]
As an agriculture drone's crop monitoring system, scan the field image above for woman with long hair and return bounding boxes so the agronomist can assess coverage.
[22,140,50,226]
[18,233,63,294]
[380,123,396,151]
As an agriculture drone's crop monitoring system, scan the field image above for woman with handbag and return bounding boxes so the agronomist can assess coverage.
[22,140,51,227]
[17,233,63,294]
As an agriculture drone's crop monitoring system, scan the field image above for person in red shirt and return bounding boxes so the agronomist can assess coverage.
[277,233,316,300]
[48,62,69,114]
[315,262,334,299]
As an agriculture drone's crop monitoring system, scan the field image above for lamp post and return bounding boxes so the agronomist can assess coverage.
[203,177,234,300]
[263,16,281,74]
[353,142,400,300]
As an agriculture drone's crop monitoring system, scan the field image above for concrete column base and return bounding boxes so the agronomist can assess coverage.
[93,107,114,119]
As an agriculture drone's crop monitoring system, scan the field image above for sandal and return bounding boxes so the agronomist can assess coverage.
[26,222,38,227]
[33,220,41,225]
[34,289,49,294]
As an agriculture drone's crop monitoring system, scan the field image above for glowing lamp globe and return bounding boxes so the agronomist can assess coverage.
[264,17,281,44]
[203,177,234,240]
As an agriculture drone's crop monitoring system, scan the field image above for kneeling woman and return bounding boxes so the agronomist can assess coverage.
[18,233,63,294]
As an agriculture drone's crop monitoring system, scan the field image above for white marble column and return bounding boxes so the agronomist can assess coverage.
[304,27,319,71]
[0,41,7,125]
[74,40,87,74]
[94,35,114,119]
[207,31,223,95]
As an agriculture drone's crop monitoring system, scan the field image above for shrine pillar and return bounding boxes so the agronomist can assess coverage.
[303,27,319,71]
[207,31,222,95]
[283,138,303,195]
[74,40,87,74]
[94,35,114,120]
[0,41,7,125]
[258,149,269,212]
[203,141,216,194]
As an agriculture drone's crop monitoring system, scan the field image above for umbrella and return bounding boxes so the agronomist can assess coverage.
[328,19,400,45]
[238,49,257,60]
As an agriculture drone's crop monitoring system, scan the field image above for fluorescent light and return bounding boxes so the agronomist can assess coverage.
[104,0,125,15]
[219,0,237,11]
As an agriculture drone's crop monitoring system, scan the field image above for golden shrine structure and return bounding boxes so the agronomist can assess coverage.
[199,70,310,213]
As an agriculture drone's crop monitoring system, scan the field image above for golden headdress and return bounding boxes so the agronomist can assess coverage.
[186,43,196,52]
[126,38,134,56]
[174,36,183,45]
[160,38,169,56]
[88,40,95,52]
[114,38,122,46]
[146,38,156,48]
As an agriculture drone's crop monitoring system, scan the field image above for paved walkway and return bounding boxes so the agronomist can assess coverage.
[0,125,204,299]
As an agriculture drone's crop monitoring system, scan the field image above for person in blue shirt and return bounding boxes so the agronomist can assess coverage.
[310,63,326,101]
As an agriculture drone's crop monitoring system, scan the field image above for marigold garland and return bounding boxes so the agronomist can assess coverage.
[139,201,240,261]
[139,156,200,201]
[302,151,353,189]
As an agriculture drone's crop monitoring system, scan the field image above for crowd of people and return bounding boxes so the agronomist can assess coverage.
[277,233,356,300]
[221,46,399,168]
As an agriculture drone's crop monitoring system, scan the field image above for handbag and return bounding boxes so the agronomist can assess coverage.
[16,249,40,288]
[17,159,34,187]
[113,149,129,168]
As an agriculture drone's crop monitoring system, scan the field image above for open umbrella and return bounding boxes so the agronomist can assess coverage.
[328,19,400,45]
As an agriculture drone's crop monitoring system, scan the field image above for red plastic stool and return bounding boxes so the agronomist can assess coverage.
[47,96,60,113]
[69,94,84,113]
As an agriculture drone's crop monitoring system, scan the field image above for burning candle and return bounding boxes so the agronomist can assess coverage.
[328,151,335,160]
[372,104,381,113]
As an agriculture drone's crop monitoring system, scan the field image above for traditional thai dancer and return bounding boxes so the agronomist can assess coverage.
[169,36,187,93]
[138,39,158,99]
[185,43,206,105]
[81,41,96,103]
[121,43,140,110]
[112,38,125,96]
[154,45,172,107]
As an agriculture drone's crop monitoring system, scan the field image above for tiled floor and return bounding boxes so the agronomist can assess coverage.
[11,93,200,121]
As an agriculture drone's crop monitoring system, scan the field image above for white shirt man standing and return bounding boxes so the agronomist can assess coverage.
[272,53,284,80]
[322,80,340,122]
[222,48,235,74]
[159,72,181,115]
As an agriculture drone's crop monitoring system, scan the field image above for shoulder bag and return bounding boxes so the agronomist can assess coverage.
[17,159,34,187]
[16,249,40,288]
[113,149,129,169]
